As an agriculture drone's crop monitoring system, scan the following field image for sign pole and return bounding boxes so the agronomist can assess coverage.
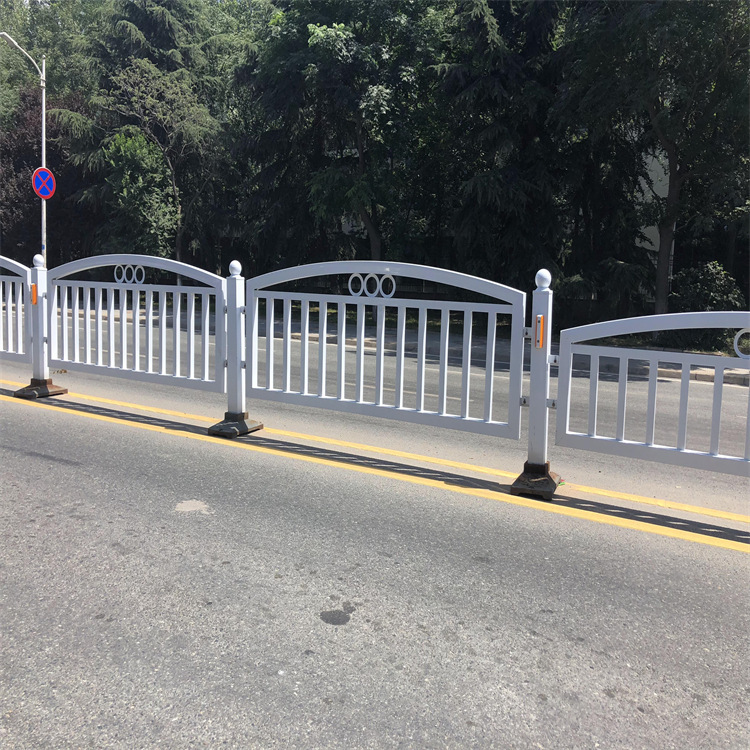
[41,54,46,265]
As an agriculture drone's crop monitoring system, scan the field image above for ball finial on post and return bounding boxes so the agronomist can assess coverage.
[535,268,551,290]
[229,260,242,277]
[33,254,45,268]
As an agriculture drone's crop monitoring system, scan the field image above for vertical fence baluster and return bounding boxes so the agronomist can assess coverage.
[0,281,6,351]
[438,308,450,415]
[318,300,328,397]
[159,291,167,374]
[337,302,346,399]
[4,281,12,351]
[11,280,18,351]
[146,290,154,373]
[709,366,725,456]
[95,288,103,366]
[83,287,92,364]
[355,302,365,403]
[15,281,24,352]
[283,298,292,392]
[49,284,59,361]
[200,292,209,380]
[460,310,472,418]
[615,355,628,441]
[588,354,600,437]
[9,280,17,352]
[187,292,196,379]
[106,288,115,368]
[247,292,259,390]
[5,281,13,350]
[72,285,80,362]
[8,280,15,350]
[645,359,658,445]
[20,281,27,353]
[266,297,275,389]
[375,304,385,406]
[61,285,69,361]
[395,306,406,409]
[676,365,691,450]
[133,287,141,371]
[11,280,17,351]
[173,291,181,377]
[120,287,128,369]
[483,312,496,422]
[300,299,309,394]
[416,307,427,411]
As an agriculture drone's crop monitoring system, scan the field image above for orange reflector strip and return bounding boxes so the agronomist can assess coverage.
[535,314,544,348]
[31,283,38,305]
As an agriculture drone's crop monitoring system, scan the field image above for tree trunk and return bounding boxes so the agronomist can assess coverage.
[357,203,382,261]
[725,220,739,277]
[654,156,682,315]
[174,210,184,264]
[354,118,382,261]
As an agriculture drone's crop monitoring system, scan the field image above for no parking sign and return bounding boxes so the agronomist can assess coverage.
[32,167,56,199]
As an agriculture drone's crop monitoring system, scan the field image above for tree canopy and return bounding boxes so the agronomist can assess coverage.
[1,0,747,318]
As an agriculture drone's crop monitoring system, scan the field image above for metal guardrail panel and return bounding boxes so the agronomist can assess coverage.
[556,312,750,476]
[46,255,227,393]
[246,261,527,439]
[0,257,32,364]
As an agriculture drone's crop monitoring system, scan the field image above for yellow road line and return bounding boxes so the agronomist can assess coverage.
[2,379,745,526]
[1,392,747,554]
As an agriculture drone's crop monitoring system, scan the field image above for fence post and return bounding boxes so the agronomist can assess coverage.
[208,260,263,438]
[511,268,560,500]
[14,254,67,399]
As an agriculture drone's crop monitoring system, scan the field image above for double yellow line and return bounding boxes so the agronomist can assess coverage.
[1,380,748,554]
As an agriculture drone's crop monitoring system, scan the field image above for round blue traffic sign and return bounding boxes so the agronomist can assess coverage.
[32,167,56,199]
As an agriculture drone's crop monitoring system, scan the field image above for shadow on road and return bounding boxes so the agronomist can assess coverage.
[5,387,748,548]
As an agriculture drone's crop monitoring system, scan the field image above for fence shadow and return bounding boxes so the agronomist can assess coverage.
[4,387,747,548]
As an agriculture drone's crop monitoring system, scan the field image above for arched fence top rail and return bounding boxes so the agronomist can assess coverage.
[560,311,750,345]
[48,253,224,290]
[246,260,526,306]
[0,255,31,283]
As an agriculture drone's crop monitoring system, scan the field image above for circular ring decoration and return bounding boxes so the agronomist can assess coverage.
[380,274,396,299]
[349,272,397,298]
[348,273,364,296]
[114,264,145,284]
[364,273,380,298]
[733,328,750,359]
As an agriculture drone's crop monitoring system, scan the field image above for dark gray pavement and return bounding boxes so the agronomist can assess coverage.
[1,359,748,749]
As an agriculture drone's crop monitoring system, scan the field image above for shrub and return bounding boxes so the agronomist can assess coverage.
[664,261,746,351]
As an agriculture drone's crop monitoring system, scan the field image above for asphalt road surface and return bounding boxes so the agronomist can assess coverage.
[1,358,748,749]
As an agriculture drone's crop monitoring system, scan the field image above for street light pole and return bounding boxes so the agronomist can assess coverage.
[1,32,47,265]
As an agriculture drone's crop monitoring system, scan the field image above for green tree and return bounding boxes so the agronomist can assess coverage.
[243,0,457,265]
[440,0,566,288]
[561,0,749,313]
[52,0,229,264]
[101,129,179,256]
[0,0,100,263]
[102,56,218,261]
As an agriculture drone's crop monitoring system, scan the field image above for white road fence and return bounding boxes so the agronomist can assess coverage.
[0,255,31,363]
[2,253,749,486]
[245,261,526,438]
[46,255,227,392]
[556,312,750,476]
